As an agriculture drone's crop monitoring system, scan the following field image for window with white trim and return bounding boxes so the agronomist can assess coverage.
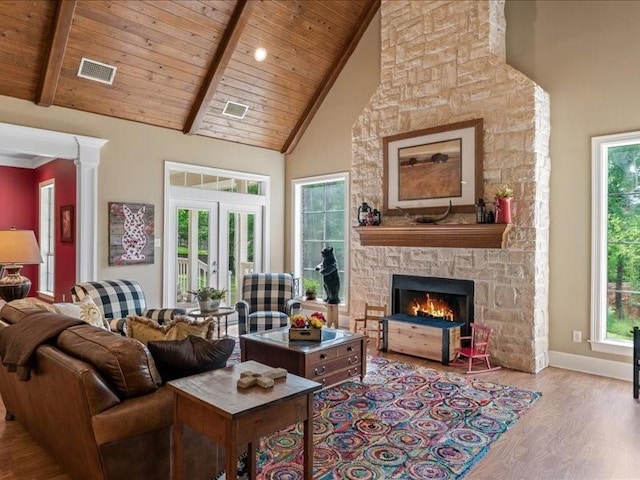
[292,173,348,305]
[39,180,55,296]
[591,131,640,356]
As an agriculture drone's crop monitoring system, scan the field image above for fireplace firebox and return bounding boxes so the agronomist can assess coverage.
[391,274,474,337]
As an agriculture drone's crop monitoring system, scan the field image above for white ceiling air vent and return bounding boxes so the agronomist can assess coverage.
[77,57,117,85]
[222,101,249,119]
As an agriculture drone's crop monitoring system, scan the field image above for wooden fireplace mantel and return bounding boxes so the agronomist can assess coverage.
[353,223,512,249]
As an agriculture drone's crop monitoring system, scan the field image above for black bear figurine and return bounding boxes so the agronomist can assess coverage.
[315,246,340,305]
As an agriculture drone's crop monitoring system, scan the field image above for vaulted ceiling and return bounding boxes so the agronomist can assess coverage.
[0,0,379,153]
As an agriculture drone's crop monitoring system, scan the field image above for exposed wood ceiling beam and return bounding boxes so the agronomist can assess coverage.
[281,0,381,155]
[36,0,77,107]
[183,0,254,135]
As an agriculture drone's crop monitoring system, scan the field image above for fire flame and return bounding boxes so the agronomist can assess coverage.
[409,294,454,321]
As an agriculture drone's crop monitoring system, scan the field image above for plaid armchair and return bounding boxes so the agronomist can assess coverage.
[70,279,186,332]
[235,273,301,335]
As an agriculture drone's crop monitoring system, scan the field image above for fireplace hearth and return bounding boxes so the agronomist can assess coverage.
[391,274,474,337]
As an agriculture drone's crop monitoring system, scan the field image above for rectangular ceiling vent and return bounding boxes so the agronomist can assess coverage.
[222,101,249,119]
[77,57,117,85]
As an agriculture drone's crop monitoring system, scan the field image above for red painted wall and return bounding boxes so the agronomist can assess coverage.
[0,166,38,292]
[35,160,77,302]
[0,161,77,301]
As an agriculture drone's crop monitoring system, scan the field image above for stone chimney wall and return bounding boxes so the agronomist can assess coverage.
[350,0,550,372]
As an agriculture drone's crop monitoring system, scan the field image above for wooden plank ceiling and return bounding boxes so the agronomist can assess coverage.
[0,0,379,153]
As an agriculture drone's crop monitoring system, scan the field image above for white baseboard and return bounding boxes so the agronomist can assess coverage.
[549,350,632,382]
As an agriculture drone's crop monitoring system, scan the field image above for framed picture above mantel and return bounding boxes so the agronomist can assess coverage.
[383,119,483,216]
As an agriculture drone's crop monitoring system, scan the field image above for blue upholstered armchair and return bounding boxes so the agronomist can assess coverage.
[235,273,301,335]
[71,279,186,332]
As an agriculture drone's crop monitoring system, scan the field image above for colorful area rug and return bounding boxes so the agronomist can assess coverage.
[231,353,540,479]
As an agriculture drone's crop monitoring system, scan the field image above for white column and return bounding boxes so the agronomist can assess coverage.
[74,136,108,282]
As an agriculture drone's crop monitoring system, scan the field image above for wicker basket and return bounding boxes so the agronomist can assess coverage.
[288,327,322,341]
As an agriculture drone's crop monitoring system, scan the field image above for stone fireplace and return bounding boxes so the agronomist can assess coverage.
[350,0,550,373]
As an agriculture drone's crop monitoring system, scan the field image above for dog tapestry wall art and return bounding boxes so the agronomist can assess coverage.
[108,202,154,266]
[315,246,340,304]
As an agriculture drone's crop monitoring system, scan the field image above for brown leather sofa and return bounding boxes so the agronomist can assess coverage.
[0,300,224,480]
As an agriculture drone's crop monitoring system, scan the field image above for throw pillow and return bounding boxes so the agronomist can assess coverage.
[53,296,110,330]
[125,315,214,344]
[147,336,236,382]
[57,324,161,399]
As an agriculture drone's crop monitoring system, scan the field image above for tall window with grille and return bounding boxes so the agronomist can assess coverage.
[293,173,348,304]
[592,131,640,355]
[39,180,55,296]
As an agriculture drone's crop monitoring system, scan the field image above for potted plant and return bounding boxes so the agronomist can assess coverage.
[188,286,227,312]
[303,278,320,301]
[494,184,514,224]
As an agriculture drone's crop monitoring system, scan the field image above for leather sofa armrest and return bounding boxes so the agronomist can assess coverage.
[91,387,173,445]
[7,343,121,417]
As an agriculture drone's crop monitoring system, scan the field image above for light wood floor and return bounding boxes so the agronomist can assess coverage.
[1,347,639,480]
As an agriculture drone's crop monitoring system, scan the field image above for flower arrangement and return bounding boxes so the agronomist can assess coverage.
[290,311,326,329]
[495,185,514,198]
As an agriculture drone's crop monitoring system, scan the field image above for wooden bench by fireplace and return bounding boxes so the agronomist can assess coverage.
[382,314,464,365]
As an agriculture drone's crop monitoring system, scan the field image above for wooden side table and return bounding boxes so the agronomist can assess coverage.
[168,360,321,480]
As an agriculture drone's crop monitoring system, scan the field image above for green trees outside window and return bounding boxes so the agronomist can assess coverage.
[607,143,640,340]
[301,180,345,302]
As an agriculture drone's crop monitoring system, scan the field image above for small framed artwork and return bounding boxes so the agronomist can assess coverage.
[383,119,483,215]
[108,202,155,266]
[60,205,74,243]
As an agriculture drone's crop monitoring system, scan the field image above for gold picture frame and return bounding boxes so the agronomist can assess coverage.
[383,119,483,215]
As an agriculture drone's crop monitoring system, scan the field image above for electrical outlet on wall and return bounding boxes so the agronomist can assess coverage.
[572,330,582,343]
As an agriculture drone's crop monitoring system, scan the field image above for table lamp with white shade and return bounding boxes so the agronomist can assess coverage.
[0,228,43,302]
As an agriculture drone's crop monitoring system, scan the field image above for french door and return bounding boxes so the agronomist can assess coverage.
[163,163,269,308]
[219,203,263,305]
[173,203,219,305]
[165,197,265,307]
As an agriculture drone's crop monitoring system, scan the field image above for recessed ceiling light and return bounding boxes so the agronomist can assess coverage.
[254,47,267,62]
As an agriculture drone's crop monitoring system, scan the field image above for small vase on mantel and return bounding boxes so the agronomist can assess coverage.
[495,196,513,224]
[494,185,514,224]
